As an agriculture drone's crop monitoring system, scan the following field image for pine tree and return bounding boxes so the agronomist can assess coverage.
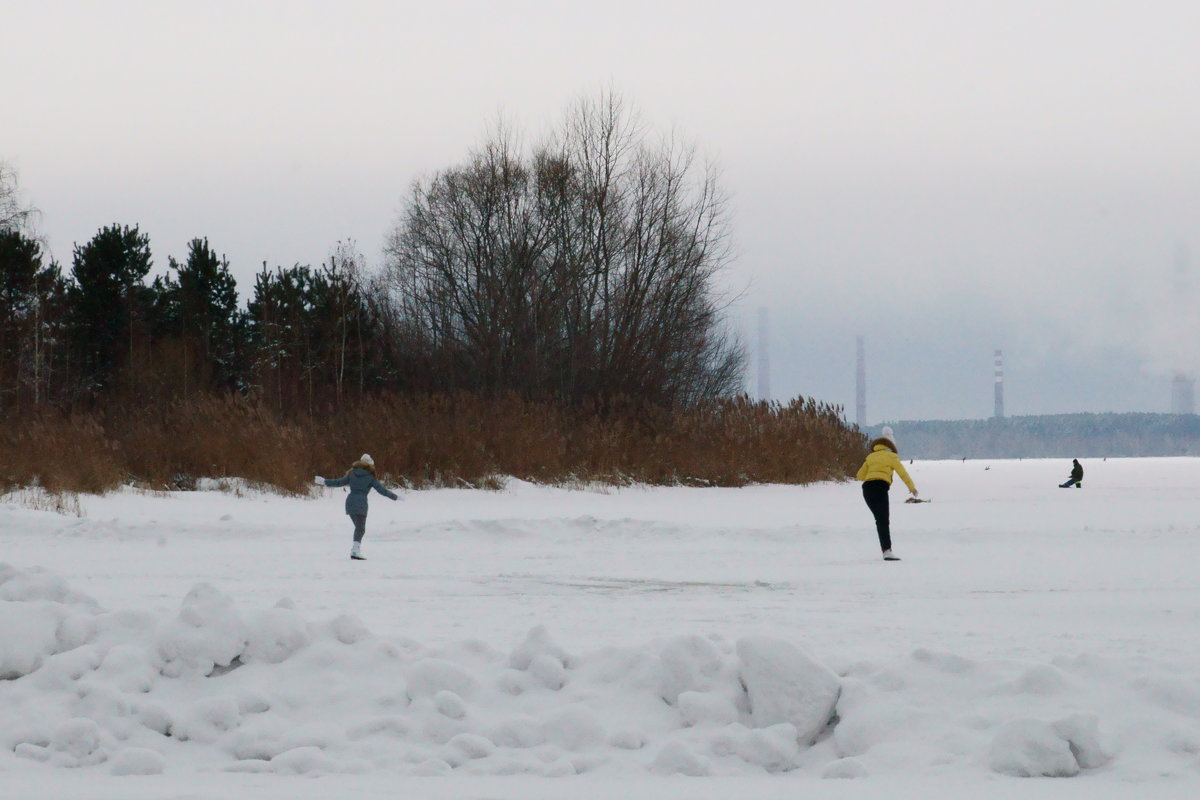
[68,224,154,395]
[247,257,386,412]
[247,264,316,410]
[157,238,247,394]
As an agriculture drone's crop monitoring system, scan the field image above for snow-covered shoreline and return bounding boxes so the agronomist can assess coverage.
[4,457,1200,796]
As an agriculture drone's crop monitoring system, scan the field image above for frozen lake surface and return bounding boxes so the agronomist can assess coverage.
[3,457,1200,798]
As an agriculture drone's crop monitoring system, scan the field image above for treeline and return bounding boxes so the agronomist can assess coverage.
[0,227,402,411]
[0,93,869,492]
[2,94,745,413]
[0,217,865,491]
[868,413,1200,460]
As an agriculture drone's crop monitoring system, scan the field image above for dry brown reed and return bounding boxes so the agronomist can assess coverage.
[0,393,866,494]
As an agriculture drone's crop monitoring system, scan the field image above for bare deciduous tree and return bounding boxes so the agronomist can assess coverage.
[0,164,37,234]
[384,92,744,407]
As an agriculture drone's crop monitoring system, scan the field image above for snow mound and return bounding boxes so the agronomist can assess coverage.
[830,647,1131,778]
[0,563,1171,781]
[0,564,844,777]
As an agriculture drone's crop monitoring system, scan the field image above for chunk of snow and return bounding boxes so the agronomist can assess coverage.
[279,721,345,751]
[989,719,1080,777]
[529,653,568,690]
[651,741,709,776]
[0,602,62,678]
[732,723,802,772]
[270,745,333,774]
[0,564,97,606]
[96,644,155,693]
[406,658,479,699]
[138,704,172,736]
[486,717,545,749]
[157,583,247,677]
[608,730,646,750]
[242,607,310,664]
[435,690,468,719]
[1053,713,1112,769]
[509,625,573,671]
[173,696,242,743]
[326,613,372,645]
[658,635,724,704]
[736,636,840,744]
[50,717,104,762]
[444,732,497,762]
[15,743,51,762]
[678,690,739,727]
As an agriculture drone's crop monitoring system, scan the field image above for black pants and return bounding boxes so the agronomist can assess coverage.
[350,513,367,543]
[862,480,891,552]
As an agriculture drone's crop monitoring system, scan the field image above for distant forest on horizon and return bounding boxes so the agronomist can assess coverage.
[866,413,1200,460]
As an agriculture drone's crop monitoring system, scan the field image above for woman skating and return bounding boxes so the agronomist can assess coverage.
[856,434,918,561]
[315,454,399,560]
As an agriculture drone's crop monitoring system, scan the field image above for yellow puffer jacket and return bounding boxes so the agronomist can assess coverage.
[856,440,917,493]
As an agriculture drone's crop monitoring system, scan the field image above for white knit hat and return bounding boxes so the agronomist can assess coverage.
[359,453,374,467]
[881,426,896,447]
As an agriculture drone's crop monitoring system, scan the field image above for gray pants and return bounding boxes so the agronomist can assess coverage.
[350,513,367,543]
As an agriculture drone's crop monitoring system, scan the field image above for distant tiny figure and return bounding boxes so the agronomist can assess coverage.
[1059,459,1083,489]
[315,453,400,560]
[856,434,918,561]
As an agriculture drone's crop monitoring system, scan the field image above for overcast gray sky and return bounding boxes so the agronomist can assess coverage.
[5,0,1199,422]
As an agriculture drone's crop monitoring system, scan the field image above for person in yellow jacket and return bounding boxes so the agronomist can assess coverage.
[856,435,918,561]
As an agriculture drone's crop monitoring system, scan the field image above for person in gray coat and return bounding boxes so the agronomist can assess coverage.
[315,453,399,560]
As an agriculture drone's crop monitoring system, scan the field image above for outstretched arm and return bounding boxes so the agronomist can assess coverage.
[892,456,918,495]
[324,473,351,488]
[372,479,399,501]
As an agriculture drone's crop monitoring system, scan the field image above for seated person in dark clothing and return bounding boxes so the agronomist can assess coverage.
[1059,458,1083,488]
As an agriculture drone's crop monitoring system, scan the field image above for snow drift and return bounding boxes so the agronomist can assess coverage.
[0,560,1147,781]
[1,564,843,777]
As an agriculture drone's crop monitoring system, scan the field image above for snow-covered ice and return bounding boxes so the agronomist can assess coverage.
[4,457,1200,798]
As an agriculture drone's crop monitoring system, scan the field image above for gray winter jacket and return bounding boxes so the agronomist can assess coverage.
[324,467,398,515]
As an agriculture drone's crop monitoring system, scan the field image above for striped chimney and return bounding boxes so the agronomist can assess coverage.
[994,349,1004,419]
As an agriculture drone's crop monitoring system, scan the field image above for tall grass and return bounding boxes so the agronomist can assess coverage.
[0,394,865,494]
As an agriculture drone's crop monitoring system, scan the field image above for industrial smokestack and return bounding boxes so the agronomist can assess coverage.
[994,350,1005,418]
[756,307,770,401]
[856,336,866,429]
[1170,245,1195,414]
